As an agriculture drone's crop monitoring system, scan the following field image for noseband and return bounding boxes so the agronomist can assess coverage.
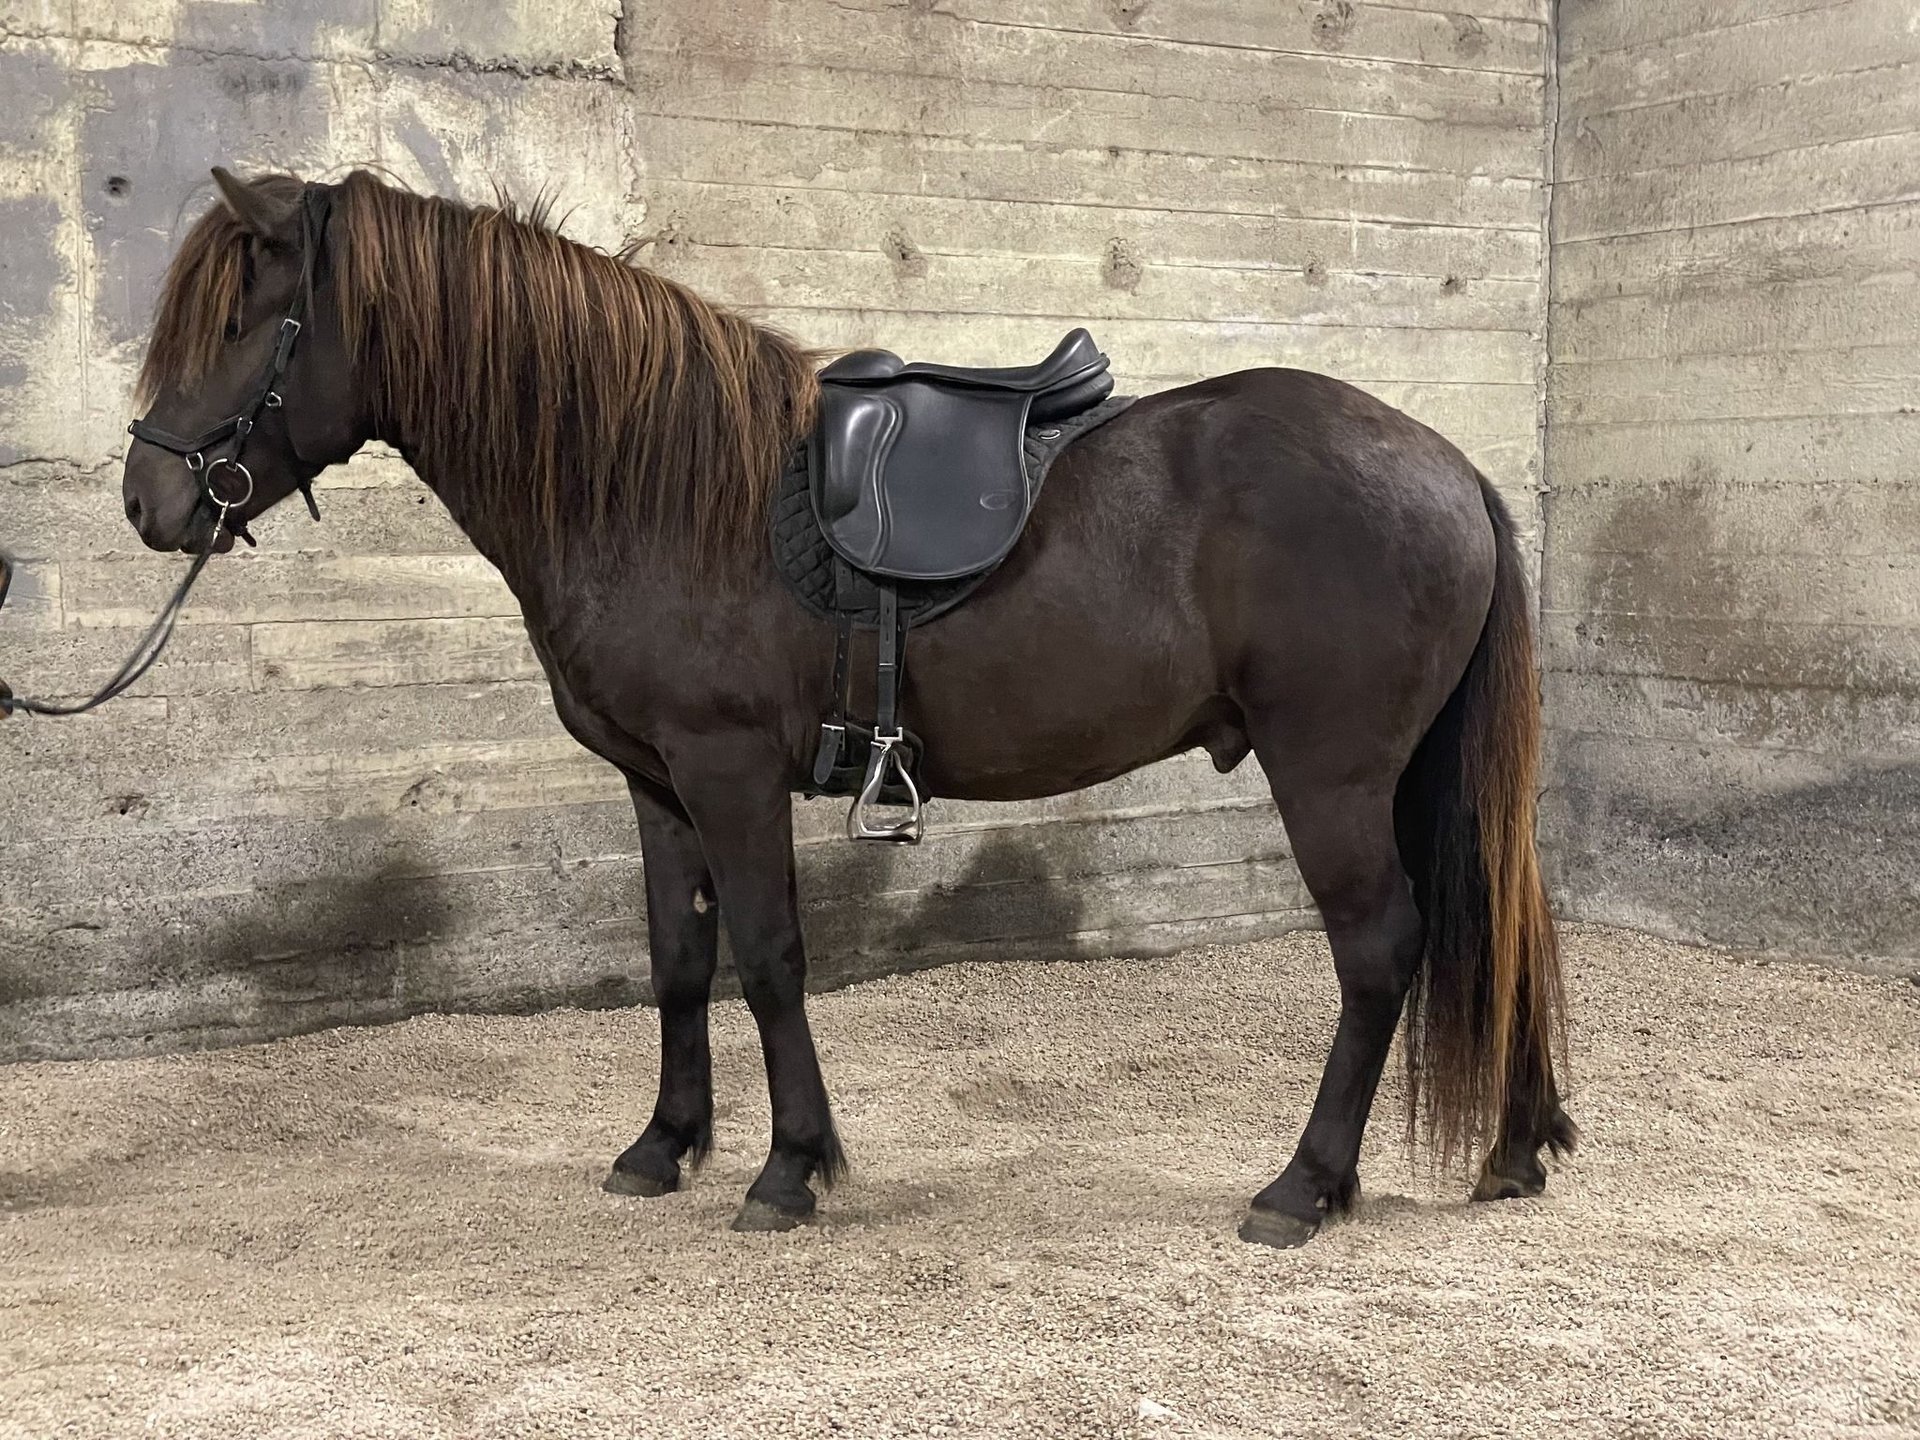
[127,182,333,544]
[1,183,333,718]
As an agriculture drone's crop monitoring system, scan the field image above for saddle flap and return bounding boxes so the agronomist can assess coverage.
[811,390,903,566]
[811,381,1034,582]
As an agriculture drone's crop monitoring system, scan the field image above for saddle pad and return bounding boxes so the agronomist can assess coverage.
[770,393,1135,630]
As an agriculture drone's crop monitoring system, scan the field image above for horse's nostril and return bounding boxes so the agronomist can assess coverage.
[125,495,143,526]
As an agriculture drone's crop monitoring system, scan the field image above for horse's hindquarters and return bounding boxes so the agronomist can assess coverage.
[889,369,1498,805]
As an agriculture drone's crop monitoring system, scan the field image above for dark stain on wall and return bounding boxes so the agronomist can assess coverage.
[1546,458,1918,964]
[79,54,326,349]
[1549,748,1920,962]
[0,48,70,148]
[0,196,65,335]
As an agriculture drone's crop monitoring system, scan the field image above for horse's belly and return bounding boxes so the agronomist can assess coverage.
[901,595,1226,801]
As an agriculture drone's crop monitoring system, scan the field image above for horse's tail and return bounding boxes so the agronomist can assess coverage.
[1393,474,1570,1171]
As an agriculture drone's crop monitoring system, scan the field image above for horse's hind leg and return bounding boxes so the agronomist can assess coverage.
[1473,1031,1578,1201]
[1240,780,1423,1250]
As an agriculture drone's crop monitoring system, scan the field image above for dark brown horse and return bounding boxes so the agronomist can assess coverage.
[121,167,1574,1246]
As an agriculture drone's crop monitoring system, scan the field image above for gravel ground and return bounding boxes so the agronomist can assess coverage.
[2,924,1917,1439]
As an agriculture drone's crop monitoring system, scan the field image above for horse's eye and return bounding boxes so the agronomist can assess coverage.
[223,316,242,342]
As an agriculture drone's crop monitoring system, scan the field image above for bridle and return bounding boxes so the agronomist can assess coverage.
[126,182,334,544]
[0,183,332,718]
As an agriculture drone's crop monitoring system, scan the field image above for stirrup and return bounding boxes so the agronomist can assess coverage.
[848,730,923,843]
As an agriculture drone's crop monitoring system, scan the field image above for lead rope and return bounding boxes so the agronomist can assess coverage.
[0,546,212,717]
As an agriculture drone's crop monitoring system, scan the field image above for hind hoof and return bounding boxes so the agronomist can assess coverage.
[1471,1163,1546,1202]
[731,1198,811,1233]
[1238,1206,1320,1249]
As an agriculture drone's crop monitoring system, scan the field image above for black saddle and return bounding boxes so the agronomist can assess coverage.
[770,328,1132,842]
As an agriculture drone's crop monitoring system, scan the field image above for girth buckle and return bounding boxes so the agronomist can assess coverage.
[848,729,923,844]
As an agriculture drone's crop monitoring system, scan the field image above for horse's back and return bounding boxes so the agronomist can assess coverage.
[1041,366,1496,640]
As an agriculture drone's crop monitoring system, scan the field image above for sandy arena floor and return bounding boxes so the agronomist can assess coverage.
[2,925,1917,1439]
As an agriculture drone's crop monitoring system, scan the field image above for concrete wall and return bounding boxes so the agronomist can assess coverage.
[1541,0,1920,971]
[0,3,1552,1059]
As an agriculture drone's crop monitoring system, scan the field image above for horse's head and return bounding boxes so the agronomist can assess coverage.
[124,167,370,552]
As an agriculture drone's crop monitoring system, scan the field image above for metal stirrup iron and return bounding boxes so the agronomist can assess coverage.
[847,584,923,843]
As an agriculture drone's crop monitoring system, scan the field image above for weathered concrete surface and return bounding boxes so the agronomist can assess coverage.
[0,5,1552,1059]
[1541,0,1920,968]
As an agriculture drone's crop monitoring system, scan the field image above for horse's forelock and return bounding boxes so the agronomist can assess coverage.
[136,205,248,407]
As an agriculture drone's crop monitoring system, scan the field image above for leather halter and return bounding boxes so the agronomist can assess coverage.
[127,182,333,545]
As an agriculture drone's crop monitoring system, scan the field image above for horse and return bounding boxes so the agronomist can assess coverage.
[119,166,1574,1246]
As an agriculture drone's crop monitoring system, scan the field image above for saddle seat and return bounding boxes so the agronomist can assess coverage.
[810,327,1115,582]
[819,326,1111,402]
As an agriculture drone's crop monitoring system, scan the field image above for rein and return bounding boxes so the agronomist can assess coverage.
[0,184,331,719]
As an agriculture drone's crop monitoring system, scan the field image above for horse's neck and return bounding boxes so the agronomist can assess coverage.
[382,437,542,595]
[382,437,680,642]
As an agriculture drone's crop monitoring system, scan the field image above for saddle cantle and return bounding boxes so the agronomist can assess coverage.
[771,328,1133,843]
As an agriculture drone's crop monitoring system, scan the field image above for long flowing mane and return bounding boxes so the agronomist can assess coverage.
[140,169,821,568]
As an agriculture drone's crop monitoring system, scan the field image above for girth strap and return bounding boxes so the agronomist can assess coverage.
[874,584,901,740]
[811,612,855,790]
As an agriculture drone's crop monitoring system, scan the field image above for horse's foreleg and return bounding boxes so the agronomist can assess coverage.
[605,778,721,1198]
[669,742,844,1232]
[1241,782,1422,1249]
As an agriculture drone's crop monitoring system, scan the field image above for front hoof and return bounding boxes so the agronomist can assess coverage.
[604,1164,677,1198]
[604,1141,682,1198]
[1238,1205,1320,1249]
[731,1198,812,1233]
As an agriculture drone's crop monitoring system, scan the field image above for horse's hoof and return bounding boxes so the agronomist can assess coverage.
[731,1198,810,1233]
[1471,1164,1545,1203]
[1237,1205,1320,1249]
[603,1164,676,1198]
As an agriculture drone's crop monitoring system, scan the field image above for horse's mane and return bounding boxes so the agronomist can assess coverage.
[140,169,821,568]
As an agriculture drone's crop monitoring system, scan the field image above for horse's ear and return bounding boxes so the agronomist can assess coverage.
[211,166,299,244]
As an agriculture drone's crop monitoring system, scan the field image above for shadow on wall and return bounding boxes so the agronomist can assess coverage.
[1,818,1102,1057]
[134,851,467,1049]
[0,850,464,1061]
[800,829,1090,992]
